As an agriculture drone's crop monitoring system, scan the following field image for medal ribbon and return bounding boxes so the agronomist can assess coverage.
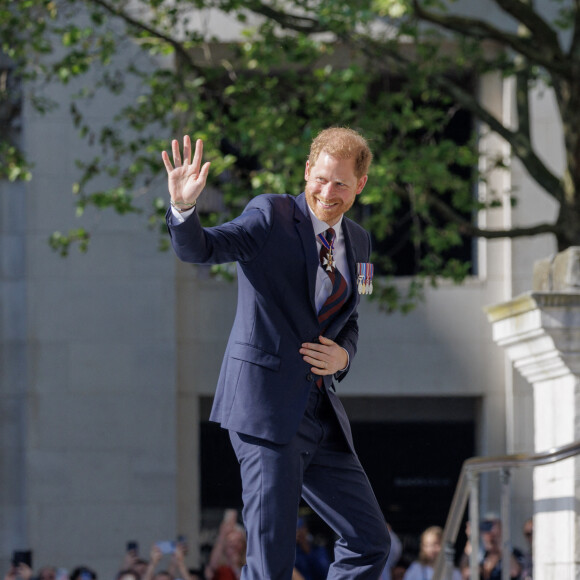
[317,232,334,252]
[356,262,374,294]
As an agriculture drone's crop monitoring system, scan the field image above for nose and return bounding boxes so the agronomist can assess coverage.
[320,183,333,198]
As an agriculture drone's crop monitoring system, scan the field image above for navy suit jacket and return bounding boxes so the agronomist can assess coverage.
[166,192,372,446]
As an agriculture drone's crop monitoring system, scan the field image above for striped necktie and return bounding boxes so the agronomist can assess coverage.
[316,228,349,389]
[318,227,348,331]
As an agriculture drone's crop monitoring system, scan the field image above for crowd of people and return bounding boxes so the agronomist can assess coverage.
[354,513,532,580]
[3,510,533,580]
[380,514,533,580]
[3,540,205,580]
[457,515,533,580]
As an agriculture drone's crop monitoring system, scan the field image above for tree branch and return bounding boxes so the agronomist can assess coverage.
[515,65,530,140]
[423,188,560,240]
[411,0,569,77]
[458,220,558,240]
[241,0,325,34]
[87,0,201,73]
[439,74,565,203]
[353,34,565,204]
[494,0,562,49]
[570,0,580,58]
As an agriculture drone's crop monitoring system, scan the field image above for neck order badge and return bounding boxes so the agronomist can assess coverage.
[317,230,335,272]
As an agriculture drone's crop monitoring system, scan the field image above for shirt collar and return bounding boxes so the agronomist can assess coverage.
[307,205,344,241]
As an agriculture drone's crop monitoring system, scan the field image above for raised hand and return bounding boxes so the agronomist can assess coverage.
[161,135,211,208]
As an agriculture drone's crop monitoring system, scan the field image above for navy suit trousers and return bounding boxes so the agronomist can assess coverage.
[229,385,390,580]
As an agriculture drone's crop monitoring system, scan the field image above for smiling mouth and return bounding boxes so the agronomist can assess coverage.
[317,199,338,208]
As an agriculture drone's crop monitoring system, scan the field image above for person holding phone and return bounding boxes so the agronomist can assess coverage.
[163,128,390,579]
[4,553,33,580]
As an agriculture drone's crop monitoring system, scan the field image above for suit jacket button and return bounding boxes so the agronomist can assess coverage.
[306,373,313,381]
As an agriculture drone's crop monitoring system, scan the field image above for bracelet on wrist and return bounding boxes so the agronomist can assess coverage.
[170,199,196,212]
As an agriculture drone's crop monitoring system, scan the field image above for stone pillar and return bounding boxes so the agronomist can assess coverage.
[485,248,580,580]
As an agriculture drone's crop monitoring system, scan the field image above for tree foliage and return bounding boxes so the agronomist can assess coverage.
[1,0,577,311]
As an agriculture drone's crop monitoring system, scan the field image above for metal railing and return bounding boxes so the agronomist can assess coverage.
[433,439,580,580]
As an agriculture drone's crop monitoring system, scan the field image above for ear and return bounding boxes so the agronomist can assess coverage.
[356,175,368,195]
[304,160,310,182]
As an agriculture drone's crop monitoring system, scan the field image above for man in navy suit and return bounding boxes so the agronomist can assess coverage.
[163,128,390,579]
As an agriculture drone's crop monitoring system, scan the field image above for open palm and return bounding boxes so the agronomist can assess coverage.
[162,135,211,205]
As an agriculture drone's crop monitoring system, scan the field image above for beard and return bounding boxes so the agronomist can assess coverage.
[305,183,355,226]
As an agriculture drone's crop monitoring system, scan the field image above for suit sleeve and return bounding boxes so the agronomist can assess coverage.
[165,196,274,265]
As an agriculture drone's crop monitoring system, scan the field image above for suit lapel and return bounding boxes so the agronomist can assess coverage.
[342,219,358,306]
[324,219,358,334]
[294,193,319,315]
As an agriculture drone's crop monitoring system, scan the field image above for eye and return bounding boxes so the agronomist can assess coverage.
[316,177,327,184]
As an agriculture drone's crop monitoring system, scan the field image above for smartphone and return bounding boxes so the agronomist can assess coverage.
[12,551,33,568]
[126,541,139,554]
[156,541,176,555]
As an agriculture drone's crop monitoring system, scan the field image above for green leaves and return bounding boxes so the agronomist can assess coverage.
[48,229,90,257]
[2,0,574,311]
[372,0,409,19]
[0,143,33,182]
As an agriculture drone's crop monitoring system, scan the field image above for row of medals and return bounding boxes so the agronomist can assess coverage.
[326,246,373,295]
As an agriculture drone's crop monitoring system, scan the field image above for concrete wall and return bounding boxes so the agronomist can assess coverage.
[0,46,183,576]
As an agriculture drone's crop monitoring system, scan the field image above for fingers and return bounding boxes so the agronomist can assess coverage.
[299,336,336,375]
[299,336,347,376]
[161,136,200,174]
[192,137,203,173]
[161,140,181,174]
[161,150,174,174]
[183,135,192,166]
[199,160,211,183]
[172,138,182,167]
[301,336,336,356]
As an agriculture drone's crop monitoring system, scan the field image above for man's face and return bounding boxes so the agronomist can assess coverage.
[304,152,367,226]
